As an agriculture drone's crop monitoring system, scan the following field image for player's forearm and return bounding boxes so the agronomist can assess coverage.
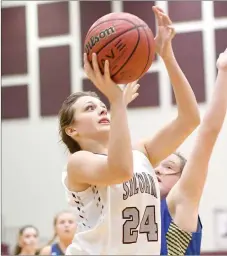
[203,69,227,131]
[108,99,133,178]
[163,50,200,126]
[171,69,227,208]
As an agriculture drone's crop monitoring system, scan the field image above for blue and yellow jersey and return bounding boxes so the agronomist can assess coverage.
[161,199,202,255]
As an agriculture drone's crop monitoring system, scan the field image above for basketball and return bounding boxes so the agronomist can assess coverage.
[84,12,155,84]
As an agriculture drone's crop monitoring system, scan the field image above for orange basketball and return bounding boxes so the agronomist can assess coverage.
[84,12,155,84]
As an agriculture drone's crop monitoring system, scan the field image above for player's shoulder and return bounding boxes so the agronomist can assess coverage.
[69,150,107,160]
[68,149,151,170]
[132,146,153,168]
[67,151,90,175]
[133,141,148,157]
[67,150,107,173]
[69,150,93,160]
[39,245,51,255]
[68,150,96,166]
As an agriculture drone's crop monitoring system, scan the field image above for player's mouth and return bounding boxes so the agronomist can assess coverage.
[157,176,161,183]
[99,117,110,124]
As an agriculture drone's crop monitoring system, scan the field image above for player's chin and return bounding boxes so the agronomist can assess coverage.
[159,188,166,199]
[158,183,164,193]
[98,123,110,130]
[96,125,110,137]
[26,243,36,248]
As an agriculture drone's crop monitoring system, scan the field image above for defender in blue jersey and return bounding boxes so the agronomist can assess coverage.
[161,195,202,255]
[155,48,227,255]
[161,198,202,255]
[155,153,202,255]
[50,243,64,256]
[40,211,76,255]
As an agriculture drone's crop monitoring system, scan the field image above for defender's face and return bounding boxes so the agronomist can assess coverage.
[154,154,182,198]
[55,212,77,240]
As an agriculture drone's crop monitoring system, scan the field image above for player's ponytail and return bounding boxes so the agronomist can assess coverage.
[46,232,57,246]
[45,213,59,246]
[14,244,22,255]
[58,91,99,153]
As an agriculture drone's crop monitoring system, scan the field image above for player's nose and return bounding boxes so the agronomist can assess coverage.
[99,107,107,116]
[154,167,161,175]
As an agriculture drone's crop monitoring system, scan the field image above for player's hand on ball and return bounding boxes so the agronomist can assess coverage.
[84,53,123,103]
[216,48,227,71]
[123,81,140,106]
[152,6,176,60]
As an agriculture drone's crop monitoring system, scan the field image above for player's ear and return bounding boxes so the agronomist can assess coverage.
[65,126,78,137]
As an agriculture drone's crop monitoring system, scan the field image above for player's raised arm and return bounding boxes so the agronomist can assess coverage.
[167,49,227,232]
[66,54,140,187]
[135,6,200,167]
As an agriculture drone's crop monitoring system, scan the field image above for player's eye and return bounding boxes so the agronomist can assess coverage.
[85,105,95,111]
[164,164,172,170]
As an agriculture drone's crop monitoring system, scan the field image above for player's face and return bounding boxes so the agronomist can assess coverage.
[19,227,38,251]
[72,96,110,139]
[55,212,77,241]
[154,154,182,199]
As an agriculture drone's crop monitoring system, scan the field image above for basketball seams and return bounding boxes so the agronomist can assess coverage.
[95,26,152,80]
[85,18,140,40]
[137,27,152,79]
[111,27,141,78]
[96,25,146,56]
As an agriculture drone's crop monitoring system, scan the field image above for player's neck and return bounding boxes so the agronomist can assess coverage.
[58,240,72,252]
[79,139,108,155]
[19,248,36,255]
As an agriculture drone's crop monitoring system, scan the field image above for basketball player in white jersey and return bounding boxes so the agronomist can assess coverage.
[59,6,200,255]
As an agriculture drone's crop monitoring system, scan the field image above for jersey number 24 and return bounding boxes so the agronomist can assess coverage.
[122,206,158,244]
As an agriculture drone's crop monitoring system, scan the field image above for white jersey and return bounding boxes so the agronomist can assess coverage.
[62,150,161,255]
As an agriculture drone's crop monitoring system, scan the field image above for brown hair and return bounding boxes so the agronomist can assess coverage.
[174,152,187,172]
[58,91,99,153]
[46,210,76,246]
[14,225,39,255]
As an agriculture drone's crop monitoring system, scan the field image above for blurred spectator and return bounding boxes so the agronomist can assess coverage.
[1,242,9,255]
[14,225,39,255]
[40,210,76,255]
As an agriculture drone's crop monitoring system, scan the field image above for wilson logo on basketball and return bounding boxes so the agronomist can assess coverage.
[85,27,116,54]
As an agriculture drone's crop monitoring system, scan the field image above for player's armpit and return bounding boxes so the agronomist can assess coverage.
[166,187,200,233]
[67,151,132,188]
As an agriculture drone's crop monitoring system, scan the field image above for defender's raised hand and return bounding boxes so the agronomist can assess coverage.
[152,6,176,60]
[123,81,140,106]
[217,48,227,71]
